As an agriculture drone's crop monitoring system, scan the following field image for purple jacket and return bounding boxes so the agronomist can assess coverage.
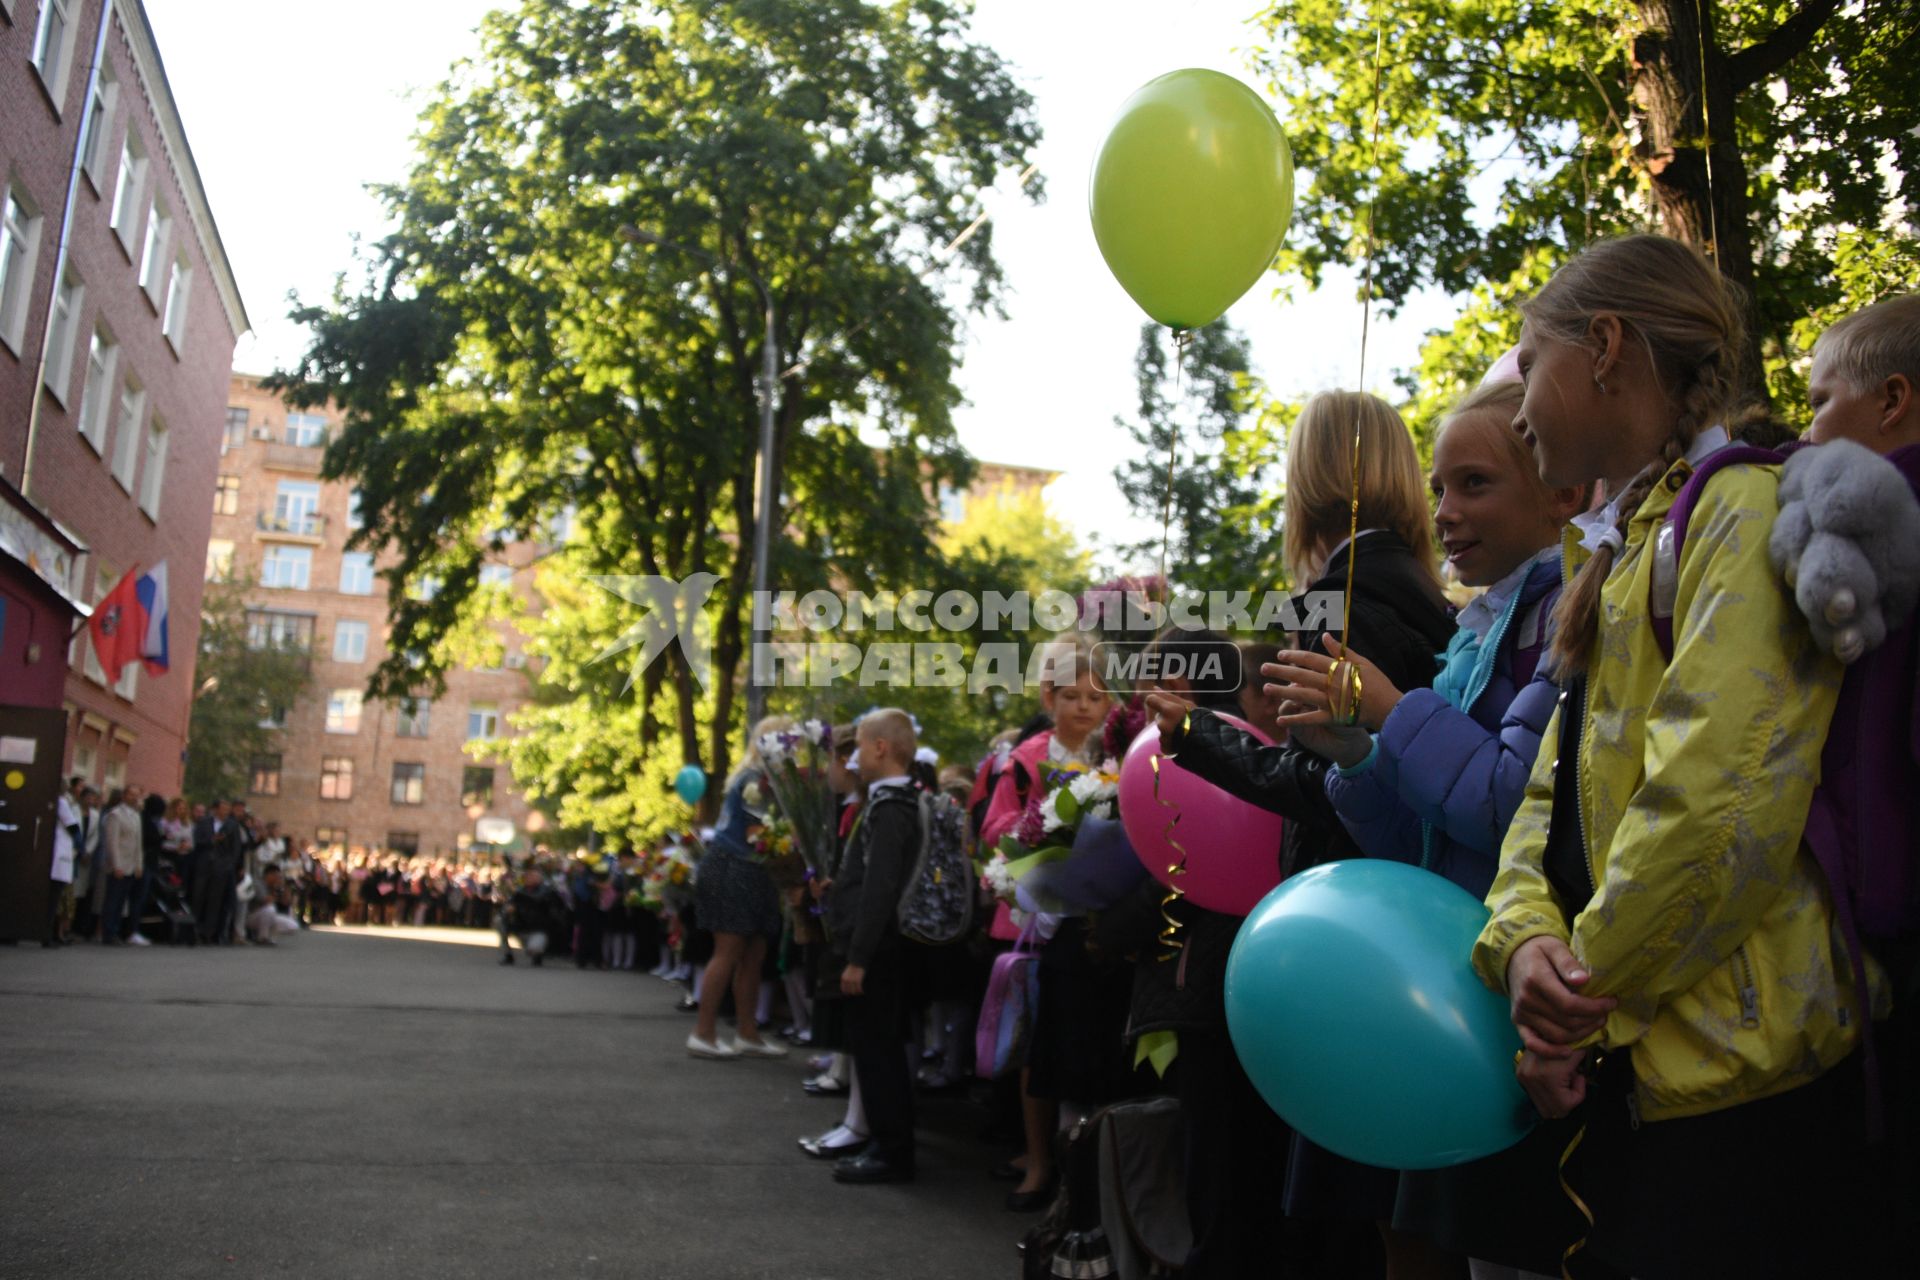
[1324,555,1563,899]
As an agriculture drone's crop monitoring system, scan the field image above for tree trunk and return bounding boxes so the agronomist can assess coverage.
[1629,0,1767,403]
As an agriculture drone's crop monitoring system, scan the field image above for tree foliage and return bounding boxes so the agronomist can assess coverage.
[1247,0,1919,433]
[1113,320,1288,594]
[182,576,314,803]
[270,0,1041,790]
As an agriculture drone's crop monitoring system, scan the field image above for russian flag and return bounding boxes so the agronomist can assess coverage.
[87,561,169,682]
[137,561,169,675]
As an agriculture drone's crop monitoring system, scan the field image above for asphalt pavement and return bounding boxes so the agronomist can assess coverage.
[0,927,1022,1279]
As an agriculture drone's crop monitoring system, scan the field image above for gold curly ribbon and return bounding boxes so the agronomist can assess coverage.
[1558,1122,1595,1280]
[1151,732,1191,957]
[1325,26,1386,729]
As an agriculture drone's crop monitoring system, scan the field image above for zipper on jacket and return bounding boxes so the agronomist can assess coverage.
[1573,680,1596,900]
[1625,1090,1641,1131]
[1731,945,1761,1029]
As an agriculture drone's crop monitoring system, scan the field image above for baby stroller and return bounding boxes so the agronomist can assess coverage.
[142,863,198,946]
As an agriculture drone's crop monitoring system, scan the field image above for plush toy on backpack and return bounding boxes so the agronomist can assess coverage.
[1768,437,1920,664]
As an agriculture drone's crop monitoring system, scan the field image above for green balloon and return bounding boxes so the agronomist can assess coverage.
[1089,69,1294,330]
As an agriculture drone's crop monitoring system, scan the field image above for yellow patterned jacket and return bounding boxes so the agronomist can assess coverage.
[1471,457,1882,1121]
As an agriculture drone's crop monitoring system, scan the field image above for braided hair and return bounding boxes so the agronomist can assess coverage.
[1525,236,1747,677]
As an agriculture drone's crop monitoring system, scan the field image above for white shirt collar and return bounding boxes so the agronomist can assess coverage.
[865,774,911,797]
[1571,425,1732,554]
[1456,547,1555,641]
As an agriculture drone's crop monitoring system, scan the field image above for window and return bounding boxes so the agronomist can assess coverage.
[162,254,191,350]
[115,657,138,701]
[461,766,495,809]
[72,742,98,783]
[272,480,320,533]
[258,702,287,730]
[410,576,441,602]
[80,68,117,187]
[937,483,967,524]
[32,0,76,105]
[395,698,430,738]
[214,474,240,516]
[204,539,234,582]
[138,414,167,518]
[320,756,354,801]
[103,757,125,794]
[338,551,374,595]
[325,688,363,735]
[479,564,513,588]
[386,831,421,856]
[261,545,312,590]
[0,186,44,353]
[223,406,247,454]
[315,827,348,849]
[390,763,425,806]
[114,379,144,485]
[139,197,172,301]
[109,135,146,253]
[285,412,326,447]
[43,267,83,406]
[78,327,118,453]
[249,754,282,797]
[332,620,368,663]
[245,611,313,651]
[84,567,117,684]
[347,488,365,529]
[466,702,500,741]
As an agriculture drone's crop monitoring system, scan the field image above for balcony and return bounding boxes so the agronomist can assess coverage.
[263,440,325,474]
[256,510,328,544]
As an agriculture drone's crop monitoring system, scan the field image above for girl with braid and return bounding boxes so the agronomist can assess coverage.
[1472,235,1890,1277]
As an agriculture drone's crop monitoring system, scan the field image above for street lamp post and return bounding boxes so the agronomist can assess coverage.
[618,225,779,743]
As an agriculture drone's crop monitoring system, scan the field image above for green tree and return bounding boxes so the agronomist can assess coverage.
[182,576,314,803]
[271,0,1040,790]
[1247,0,1919,433]
[1113,320,1288,594]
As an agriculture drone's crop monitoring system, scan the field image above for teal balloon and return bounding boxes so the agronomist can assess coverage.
[673,765,707,806]
[1088,68,1294,330]
[1224,860,1534,1169]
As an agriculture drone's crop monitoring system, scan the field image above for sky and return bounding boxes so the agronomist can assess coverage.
[144,0,1463,569]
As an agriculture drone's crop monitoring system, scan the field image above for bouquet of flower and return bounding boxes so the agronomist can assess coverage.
[980,756,1123,906]
[746,811,811,891]
[642,839,699,913]
[753,718,839,875]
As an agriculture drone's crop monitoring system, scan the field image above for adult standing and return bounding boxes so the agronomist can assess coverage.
[47,777,85,946]
[125,793,166,946]
[826,709,925,1185]
[189,800,224,937]
[97,788,144,944]
[687,716,793,1061]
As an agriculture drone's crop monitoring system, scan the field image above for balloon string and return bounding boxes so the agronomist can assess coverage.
[1558,1122,1595,1279]
[1329,22,1386,719]
[1151,739,1190,957]
[1156,328,1192,599]
[1692,0,1719,265]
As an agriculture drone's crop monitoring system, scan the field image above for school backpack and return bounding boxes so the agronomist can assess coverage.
[1648,442,1920,1118]
[896,790,976,946]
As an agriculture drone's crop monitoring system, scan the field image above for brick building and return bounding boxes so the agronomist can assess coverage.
[0,0,247,796]
[212,375,542,858]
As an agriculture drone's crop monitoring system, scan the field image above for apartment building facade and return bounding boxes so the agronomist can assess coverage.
[0,0,247,798]
[212,375,541,858]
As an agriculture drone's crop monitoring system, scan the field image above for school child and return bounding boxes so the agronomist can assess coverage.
[1146,390,1457,1278]
[1267,377,1588,1276]
[1472,235,1889,1277]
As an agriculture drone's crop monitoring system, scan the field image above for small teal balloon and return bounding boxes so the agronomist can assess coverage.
[673,765,707,806]
[1224,860,1534,1169]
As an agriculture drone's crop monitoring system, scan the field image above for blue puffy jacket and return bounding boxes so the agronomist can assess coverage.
[1323,554,1563,898]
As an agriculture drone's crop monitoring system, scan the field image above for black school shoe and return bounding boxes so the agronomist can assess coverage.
[832,1152,915,1185]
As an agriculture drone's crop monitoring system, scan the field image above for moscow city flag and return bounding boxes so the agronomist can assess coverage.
[88,562,170,682]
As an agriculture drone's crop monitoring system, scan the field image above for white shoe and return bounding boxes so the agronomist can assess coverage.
[126,934,152,947]
[731,1035,788,1059]
[686,1034,739,1060]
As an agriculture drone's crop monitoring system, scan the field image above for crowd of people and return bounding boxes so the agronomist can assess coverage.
[588,245,1915,1280]
[40,238,1918,1280]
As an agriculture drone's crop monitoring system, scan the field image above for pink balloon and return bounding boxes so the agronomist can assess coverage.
[1119,718,1285,917]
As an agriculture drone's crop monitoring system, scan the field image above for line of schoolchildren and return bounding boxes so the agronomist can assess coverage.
[673,240,1915,1280]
